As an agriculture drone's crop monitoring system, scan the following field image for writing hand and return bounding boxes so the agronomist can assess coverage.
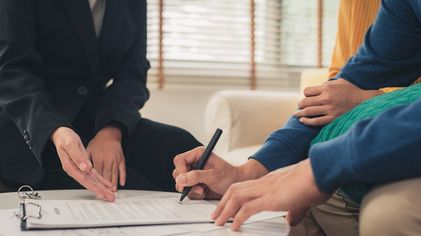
[173,147,269,200]
[172,147,240,200]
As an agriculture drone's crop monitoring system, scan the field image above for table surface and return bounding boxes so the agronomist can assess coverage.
[0,189,289,235]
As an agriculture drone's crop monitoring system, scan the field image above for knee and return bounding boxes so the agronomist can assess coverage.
[360,199,403,235]
[175,127,200,145]
[154,123,201,154]
[134,119,201,148]
[360,179,421,236]
[165,126,201,150]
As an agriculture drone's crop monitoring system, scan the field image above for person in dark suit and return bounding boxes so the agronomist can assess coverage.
[0,0,201,200]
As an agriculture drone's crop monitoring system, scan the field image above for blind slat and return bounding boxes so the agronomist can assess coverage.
[147,0,339,88]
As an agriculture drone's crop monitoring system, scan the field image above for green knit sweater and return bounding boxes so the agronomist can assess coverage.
[310,83,421,203]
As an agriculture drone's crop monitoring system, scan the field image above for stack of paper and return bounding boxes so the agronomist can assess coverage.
[24,198,215,230]
[0,193,288,235]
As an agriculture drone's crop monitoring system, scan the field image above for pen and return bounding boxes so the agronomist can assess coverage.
[179,128,223,202]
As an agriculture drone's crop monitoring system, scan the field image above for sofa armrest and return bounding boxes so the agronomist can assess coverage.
[299,68,329,96]
[204,90,300,155]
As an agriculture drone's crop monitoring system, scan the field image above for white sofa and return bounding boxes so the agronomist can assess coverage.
[204,69,329,165]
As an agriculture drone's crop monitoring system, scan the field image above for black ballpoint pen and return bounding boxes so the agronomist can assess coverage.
[179,128,223,202]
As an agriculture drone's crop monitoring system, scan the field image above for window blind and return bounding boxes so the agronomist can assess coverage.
[279,0,338,67]
[146,0,339,89]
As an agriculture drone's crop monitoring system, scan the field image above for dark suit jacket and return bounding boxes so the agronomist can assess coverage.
[0,0,150,185]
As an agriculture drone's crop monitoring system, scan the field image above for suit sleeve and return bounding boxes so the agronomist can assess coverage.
[94,2,150,137]
[0,0,70,162]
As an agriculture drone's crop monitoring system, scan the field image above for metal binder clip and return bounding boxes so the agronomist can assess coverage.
[15,202,42,220]
[17,185,41,201]
[15,185,42,220]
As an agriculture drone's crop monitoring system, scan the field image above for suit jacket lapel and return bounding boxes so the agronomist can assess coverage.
[99,0,125,58]
[62,0,98,73]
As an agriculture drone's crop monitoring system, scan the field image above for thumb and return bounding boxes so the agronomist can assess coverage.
[78,145,92,172]
[176,169,214,188]
[67,138,92,173]
[286,208,308,226]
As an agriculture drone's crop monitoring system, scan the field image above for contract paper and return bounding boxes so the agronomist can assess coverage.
[24,198,215,229]
[0,209,190,236]
[0,208,289,236]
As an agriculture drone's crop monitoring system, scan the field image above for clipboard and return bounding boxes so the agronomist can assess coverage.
[14,186,219,231]
[19,202,42,231]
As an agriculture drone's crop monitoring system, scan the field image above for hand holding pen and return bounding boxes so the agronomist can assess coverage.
[179,129,223,202]
[173,129,248,201]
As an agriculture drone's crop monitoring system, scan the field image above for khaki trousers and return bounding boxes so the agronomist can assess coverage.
[360,177,421,236]
[289,177,421,236]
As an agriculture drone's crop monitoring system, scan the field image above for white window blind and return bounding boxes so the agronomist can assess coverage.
[322,0,340,66]
[147,0,339,89]
[279,0,338,67]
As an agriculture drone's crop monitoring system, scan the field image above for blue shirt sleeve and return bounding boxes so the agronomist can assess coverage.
[251,116,322,171]
[252,0,421,172]
[310,98,421,193]
[338,0,421,89]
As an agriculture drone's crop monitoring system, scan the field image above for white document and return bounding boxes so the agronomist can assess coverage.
[24,198,215,229]
[1,207,287,236]
[0,209,190,236]
[124,192,180,200]
[185,220,290,236]
[120,197,287,233]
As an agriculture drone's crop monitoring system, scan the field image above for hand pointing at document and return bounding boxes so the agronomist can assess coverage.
[51,127,115,202]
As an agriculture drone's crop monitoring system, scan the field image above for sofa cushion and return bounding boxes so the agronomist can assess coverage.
[223,145,262,166]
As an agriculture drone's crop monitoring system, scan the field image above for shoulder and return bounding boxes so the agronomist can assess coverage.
[126,0,147,15]
[124,0,147,25]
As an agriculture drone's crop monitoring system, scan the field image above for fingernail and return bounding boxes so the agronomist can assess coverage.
[194,188,201,194]
[79,162,86,171]
[105,193,115,202]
